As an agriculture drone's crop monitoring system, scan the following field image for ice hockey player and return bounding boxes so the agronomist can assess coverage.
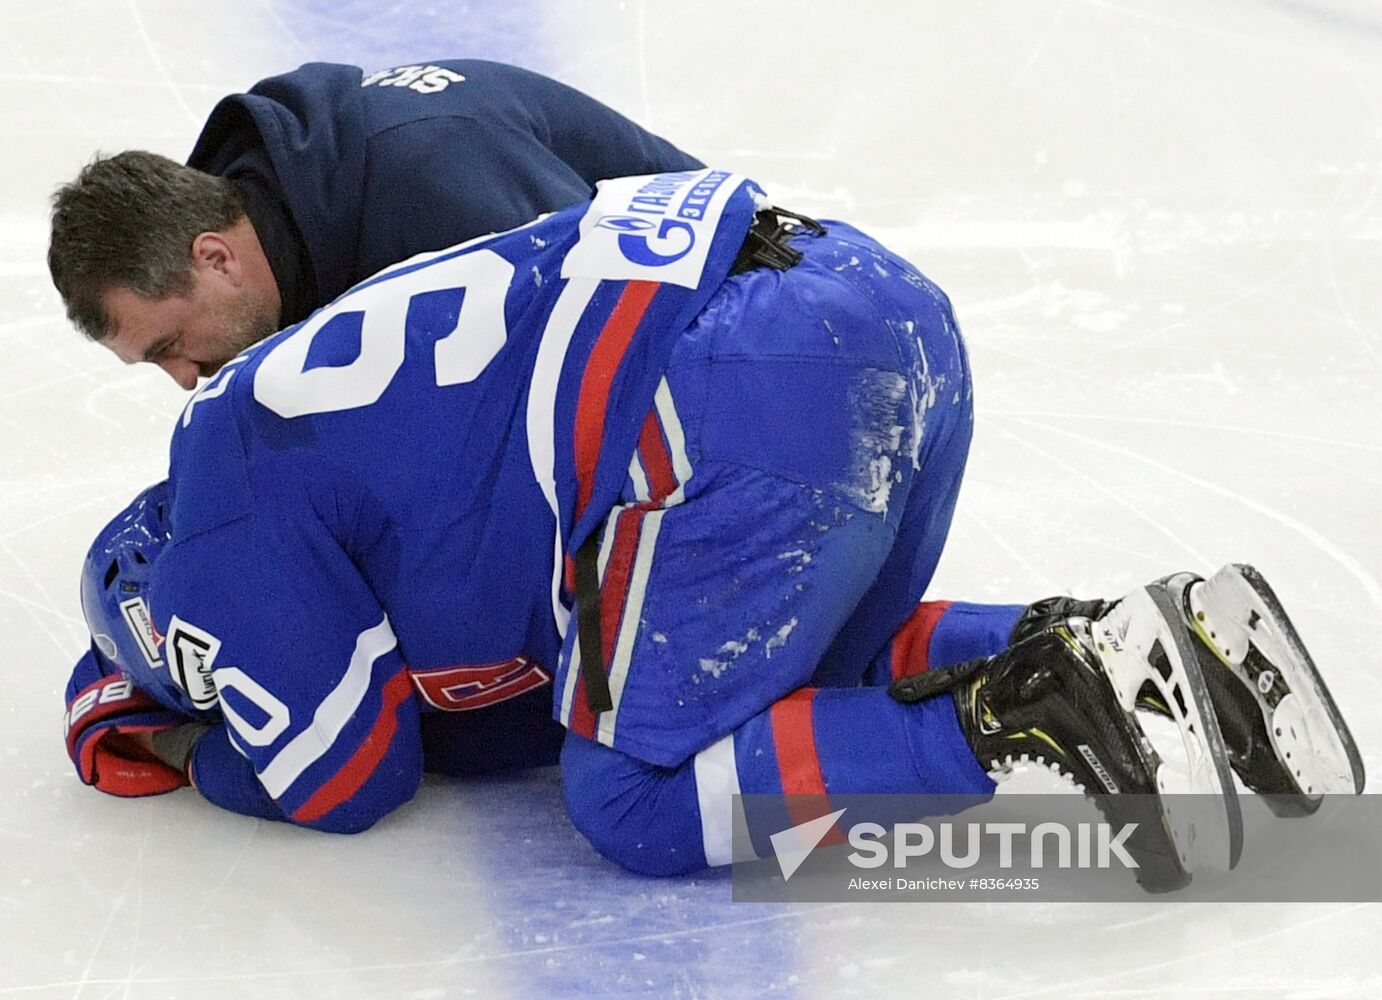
[46,59,701,388]
[62,168,1363,893]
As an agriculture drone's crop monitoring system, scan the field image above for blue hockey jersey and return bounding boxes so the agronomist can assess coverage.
[188,60,704,326]
[153,170,761,832]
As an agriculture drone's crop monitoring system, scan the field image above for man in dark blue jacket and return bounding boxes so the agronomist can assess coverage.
[47,59,703,388]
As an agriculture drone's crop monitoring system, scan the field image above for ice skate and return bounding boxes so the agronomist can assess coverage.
[1016,566,1365,815]
[892,585,1242,893]
[1161,565,1365,814]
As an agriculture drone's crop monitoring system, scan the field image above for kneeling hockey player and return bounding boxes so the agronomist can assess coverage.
[62,169,1363,892]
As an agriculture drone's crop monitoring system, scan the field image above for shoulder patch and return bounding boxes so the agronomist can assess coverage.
[166,616,222,710]
[562,169,748,288]
[119,596,163,669]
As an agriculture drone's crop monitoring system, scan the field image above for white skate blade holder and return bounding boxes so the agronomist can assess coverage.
[1193,564,1364,798]
[1092,586,1244,873]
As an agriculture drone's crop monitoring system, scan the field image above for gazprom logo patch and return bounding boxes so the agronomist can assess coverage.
[596,215,697,268]
[594,215,656,233]
[564,170,746,288]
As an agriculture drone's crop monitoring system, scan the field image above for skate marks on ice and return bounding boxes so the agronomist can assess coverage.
[5,0,1382,997]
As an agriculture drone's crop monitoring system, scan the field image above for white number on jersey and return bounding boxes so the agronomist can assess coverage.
[254,249,515,419]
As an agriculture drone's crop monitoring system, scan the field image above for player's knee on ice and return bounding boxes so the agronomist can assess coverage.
[561,734,709,877]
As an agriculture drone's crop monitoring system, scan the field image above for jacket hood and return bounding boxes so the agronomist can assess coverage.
[188,62,367,304]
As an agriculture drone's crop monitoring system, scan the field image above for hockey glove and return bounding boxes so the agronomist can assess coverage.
[63,647,193,797]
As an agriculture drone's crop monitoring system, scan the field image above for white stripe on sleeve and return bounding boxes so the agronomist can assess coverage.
[252,616,398,799]
[525,277,600,639]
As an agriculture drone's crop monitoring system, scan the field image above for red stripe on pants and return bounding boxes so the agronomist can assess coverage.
[890,601,954,681]
[769,689,845,846]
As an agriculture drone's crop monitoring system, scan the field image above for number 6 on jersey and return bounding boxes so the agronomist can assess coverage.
[254,249,515,418]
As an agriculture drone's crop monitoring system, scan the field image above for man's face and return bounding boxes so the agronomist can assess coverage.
[100,255,279,391]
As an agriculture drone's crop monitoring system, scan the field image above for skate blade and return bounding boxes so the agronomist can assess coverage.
[1195,564,1365,801]
[1093,585,1244,873]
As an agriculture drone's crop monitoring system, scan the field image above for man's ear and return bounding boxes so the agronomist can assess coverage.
[190,231,241,285]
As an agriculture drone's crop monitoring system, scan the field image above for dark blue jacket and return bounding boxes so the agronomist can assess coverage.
[188,59,703,326]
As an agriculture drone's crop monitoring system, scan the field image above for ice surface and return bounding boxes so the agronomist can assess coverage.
[3,1,1382,996]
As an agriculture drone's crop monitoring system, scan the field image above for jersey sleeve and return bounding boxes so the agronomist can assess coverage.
[151,454,423,834]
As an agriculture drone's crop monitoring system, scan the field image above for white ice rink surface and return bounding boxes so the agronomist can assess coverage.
[3,1,1381,996]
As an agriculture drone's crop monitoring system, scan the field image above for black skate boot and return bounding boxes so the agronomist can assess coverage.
[1014,567,1366,816]
[893,586,1241,893]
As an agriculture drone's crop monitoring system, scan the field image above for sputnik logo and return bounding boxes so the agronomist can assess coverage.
[769,808,847,881]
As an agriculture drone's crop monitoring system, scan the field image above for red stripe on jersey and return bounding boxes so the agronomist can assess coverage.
[600,510,646,658]
[637,410,678,502]
[770,688,845,845]
[292,670,414,825]
[567,509,647,739]
[572,281,660,519]
[890,601,954,681]
[567,672,595,738]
